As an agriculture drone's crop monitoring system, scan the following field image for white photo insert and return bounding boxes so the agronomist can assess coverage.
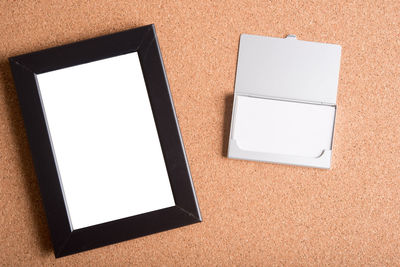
[36,53,175,230]
[231,95,335,158]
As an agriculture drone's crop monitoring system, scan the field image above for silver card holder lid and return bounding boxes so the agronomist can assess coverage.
[235,34,341,105]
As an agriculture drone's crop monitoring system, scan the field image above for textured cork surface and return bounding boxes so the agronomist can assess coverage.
[1,0,399,265]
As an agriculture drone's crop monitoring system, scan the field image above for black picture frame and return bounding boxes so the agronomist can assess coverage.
[9,24,201,258]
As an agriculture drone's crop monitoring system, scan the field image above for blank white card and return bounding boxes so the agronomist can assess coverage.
[231,95,335,158]
[36,53,175,230]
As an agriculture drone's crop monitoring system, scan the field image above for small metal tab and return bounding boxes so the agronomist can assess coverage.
[286,34,297,39]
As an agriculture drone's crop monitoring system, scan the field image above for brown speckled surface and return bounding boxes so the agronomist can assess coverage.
[1,0,400,265]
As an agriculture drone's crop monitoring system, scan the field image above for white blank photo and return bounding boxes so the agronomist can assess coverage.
[36,53,175,230]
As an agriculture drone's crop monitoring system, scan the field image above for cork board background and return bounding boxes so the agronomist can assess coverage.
[1,0,399,265]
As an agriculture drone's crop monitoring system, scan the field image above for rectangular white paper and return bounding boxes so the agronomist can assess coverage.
[231,95,335,158]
